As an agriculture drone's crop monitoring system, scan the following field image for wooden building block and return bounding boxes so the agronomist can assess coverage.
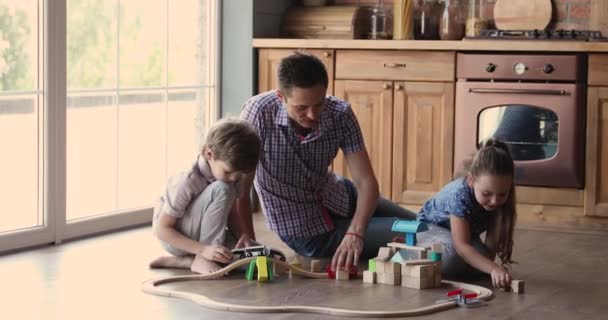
[256,256,269,282]
[379,272,401,285]
[363,270,376,283]
[310,259,322,273]
[383,262,401,274]
[336,269,350,280]
[368,259,376,272]
[387,242,431,251]
[511,280,525,293]
[431,242,443,252]
[402,259,434,267]
[401,274,434,289]
[377,247,392,260]
[433,261,442,287]
[429,251,442,262]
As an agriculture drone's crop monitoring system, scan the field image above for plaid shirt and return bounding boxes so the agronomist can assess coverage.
[241,91,365,237]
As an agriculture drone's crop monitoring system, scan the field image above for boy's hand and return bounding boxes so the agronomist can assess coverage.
[235,234,256,248]
[490,266,512,288]
[199,244,233,264]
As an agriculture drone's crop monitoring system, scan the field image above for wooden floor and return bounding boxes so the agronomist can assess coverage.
[1,213,607,320]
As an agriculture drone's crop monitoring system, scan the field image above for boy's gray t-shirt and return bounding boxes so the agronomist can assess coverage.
[153,154,241,223]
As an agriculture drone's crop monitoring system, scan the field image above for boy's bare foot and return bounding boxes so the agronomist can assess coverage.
[149,255,194,269]
[190,253,224,276]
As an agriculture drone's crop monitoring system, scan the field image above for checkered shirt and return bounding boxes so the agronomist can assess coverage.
[241,91,365,237]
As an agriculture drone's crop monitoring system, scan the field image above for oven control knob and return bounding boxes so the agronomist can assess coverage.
[485,63,496,73]
[542,64,555,74]
[513,62,527,75]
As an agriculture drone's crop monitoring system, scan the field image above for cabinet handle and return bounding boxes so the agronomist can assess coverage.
[383,83,392,89]
[395,84,402,90]
[323,51,331,58]
[383,63,407,68]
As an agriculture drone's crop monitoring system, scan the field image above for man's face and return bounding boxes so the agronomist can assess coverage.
[279,84,327,131]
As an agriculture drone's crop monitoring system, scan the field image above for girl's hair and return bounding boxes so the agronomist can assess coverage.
[202,117,261,173]
[469,139,517,267]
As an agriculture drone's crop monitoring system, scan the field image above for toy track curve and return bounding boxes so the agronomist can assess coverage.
[142,257,493,317]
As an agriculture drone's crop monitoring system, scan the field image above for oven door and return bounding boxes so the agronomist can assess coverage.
[454,81,585,188]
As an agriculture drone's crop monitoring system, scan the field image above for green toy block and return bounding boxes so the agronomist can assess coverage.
[429,251,442,262]
[245,259,257,280]
[368,259,376,272]
[267,259,274,281]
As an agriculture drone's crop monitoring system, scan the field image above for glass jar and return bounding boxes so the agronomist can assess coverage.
[465,0,488,37]
[439,0,465,40]
[368,0,393,39]
[413,0,440,40]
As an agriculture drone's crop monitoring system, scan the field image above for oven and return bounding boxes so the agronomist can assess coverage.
[453,53,587,188]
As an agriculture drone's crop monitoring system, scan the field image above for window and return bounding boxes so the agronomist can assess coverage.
[0,0,219,252]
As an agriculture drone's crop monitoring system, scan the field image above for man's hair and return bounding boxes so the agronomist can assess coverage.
[202,117,261,173]
[278,52,328,95]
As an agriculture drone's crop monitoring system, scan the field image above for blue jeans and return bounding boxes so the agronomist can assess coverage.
[279,179,418,260]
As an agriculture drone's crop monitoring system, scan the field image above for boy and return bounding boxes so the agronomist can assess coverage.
[149,118,261,275]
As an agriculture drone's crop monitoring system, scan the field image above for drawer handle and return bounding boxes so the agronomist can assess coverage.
[306,25,326,31]
[383,63,407,68]
[383,83,392,89]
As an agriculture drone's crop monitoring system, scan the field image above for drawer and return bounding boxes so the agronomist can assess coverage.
[588,54,608,86]
[336,50,455,81]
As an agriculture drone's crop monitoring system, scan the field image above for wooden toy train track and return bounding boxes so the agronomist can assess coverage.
[142,257,493,317]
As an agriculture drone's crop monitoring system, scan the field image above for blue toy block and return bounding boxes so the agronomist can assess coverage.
[391,220,429,233]
[406,233,416,246]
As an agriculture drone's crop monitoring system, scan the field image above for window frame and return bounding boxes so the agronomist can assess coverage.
[0,0,220,252]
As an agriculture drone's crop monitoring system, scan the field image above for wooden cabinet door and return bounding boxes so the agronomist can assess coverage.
[585,87,608,216]
[333,80,394,198]
[392,82,455,205]
[258,48,335,95]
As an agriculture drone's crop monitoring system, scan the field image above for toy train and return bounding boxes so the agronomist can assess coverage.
[231,245,286,261]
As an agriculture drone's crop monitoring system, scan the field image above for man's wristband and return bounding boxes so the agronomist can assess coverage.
[345,232,365,240]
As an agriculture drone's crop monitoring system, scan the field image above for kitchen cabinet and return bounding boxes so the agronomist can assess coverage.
[585,55,608,216]
[333,80,394,198]
[332,50,455,205]
[257,48,335,95]
[585,87,608,216]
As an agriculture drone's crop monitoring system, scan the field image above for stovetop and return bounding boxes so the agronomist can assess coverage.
[466,29,608,42]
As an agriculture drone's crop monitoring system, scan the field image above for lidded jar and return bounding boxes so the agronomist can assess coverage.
[465,0,488,37]
[413,0,440,40]
[438,0,465,40]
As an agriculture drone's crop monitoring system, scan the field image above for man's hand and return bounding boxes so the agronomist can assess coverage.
[235,234,257,249]
[331,233,364,271]
[198,244,233,264]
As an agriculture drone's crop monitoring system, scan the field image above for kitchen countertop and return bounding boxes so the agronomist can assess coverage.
[253,38,608,52]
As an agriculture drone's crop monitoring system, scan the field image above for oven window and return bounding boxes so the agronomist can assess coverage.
[478,105,558,161]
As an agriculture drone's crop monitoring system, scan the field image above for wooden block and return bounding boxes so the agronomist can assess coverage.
[387,242,431,251]
[511,280,525,293]
[336,269,350,280]
[384,262,401,274]
[402,259,434,266]
[363,270,376,283]
[256,256,269,282]
[379,272,401,285]
[377,247,392,260]
[401,275,421,289]
[434,261,442,287]
[368,259,376,272]
[429,251,442,262]
[310,259,322,273]
[431,242,443,252]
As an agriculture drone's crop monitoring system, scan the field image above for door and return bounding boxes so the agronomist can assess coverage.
[585,87,608,216]
[334,80,393,198]
[392,82,454,205]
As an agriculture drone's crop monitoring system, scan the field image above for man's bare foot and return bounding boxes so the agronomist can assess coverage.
[149,255,194,269]
[190,254,224,276]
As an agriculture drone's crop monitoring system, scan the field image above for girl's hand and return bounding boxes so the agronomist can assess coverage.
[199,244,233,264]
[331,233,364,271]
[490,266,512,288]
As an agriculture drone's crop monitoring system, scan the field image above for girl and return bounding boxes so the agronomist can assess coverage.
[416,139,516,288]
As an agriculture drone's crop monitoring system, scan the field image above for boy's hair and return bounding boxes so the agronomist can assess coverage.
[470,139,517,267]
[202,118,261,173]
[278,52,328,96]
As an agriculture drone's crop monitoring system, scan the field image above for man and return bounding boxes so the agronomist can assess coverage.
[233,52,416,271]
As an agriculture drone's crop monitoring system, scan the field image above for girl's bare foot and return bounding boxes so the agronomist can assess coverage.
[149,255,194,269]
[190,254,223,276]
